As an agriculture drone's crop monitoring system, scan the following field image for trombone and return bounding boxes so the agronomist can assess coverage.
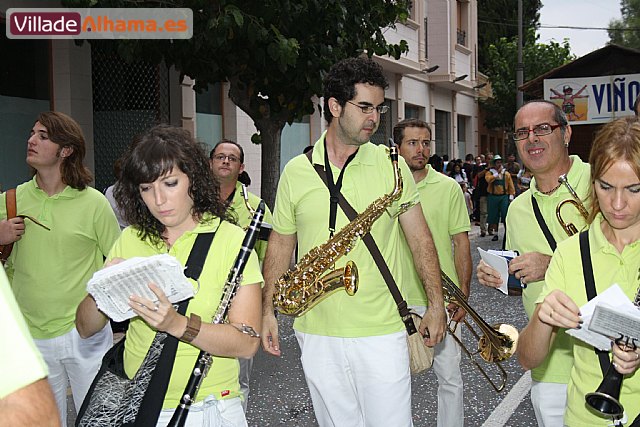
[441,272,519,392]
[556,174,589,236]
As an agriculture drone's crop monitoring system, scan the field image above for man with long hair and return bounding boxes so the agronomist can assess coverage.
[0,111,120,426]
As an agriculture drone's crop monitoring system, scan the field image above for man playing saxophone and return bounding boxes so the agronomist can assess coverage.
[261,57,446,427]
[395,118,471,426]
[477,100,591,426]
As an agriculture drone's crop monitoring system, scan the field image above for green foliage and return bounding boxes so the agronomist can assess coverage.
[481,28,574,130]
[609,0,640,49]
[477,0,541,70]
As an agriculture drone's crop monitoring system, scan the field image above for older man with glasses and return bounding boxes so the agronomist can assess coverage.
[476,100,591,426]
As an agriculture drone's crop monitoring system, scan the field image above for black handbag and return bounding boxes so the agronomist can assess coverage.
[75,232,216,426]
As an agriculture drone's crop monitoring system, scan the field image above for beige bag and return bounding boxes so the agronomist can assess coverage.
[407,312,435,375]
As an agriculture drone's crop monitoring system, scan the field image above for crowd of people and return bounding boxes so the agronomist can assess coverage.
[1,56,640,427]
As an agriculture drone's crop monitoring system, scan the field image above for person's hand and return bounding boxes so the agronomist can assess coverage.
[104,257,125,268]
[0,217,25,245]
[537,289,581,329]
[448,302,467,323]
[129,283,185,337]
[508,252,552,285]
[420,305,446,347]
[476,260,503,289]
[612,341,640,375]
[261,311,281,357]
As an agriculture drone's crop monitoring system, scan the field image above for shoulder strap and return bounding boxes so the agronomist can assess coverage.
[0,189,17,263]
[132,231,216,426]
[531,193,557,252]
[305,151,417,335]
[579,230,610,376]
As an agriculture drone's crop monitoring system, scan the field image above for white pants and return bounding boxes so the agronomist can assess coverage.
[34,323,112,427]
[157,396,247,427]
[238,356,253,411]
[295,330,413,427]
[530,380,567,427]
[413,305,464,427]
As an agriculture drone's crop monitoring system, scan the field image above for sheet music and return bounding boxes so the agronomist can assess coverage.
[87,254,194,322]
[477,248,520,295]
[565,284,639,351]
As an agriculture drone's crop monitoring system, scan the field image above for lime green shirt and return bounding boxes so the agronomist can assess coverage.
[227,181,274,262]
[112,215,263,408]
[273,132,419,337]
[1,177,120,339]
[505,156,591,383]
[0,267,48,398]
[402,166,470,305]
[540,214,640,426]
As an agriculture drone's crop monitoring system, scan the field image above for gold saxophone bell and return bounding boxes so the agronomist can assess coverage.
[441,272,519,392]
[557,174,589,236]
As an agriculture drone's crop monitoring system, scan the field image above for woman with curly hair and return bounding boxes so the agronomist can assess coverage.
[76,125,263,426]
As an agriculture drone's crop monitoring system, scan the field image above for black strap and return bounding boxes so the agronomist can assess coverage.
[306,150,417,335]
[531,194,557,252]
[130,231,216,426]
[323,139,358,238]
[579,230,611,376]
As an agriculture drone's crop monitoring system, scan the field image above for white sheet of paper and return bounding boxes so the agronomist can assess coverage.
[87,254,195,322]
[477,248,518,295]
[565,284,636,351]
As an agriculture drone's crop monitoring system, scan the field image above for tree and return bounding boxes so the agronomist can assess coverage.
[63,0,411,207]
[477,0,542,70]
[481,28,574,130]
[609,0,640,49]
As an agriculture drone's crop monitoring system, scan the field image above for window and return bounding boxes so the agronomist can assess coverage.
[404,104,421,119]
[196,83,223,150]
[371,99,394,145]
[457,115,469,158]
[435,110,451,157]
[456,0,468,47]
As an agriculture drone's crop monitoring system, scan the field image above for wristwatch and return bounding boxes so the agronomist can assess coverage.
[180,313,202,343]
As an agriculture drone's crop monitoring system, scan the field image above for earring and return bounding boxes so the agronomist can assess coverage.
[564,142,569,148]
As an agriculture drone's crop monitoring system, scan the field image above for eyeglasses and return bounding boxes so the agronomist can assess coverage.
[513,123,562,141]
[405,139,431,149]
[346,101,389,115]
[212,154,240,163]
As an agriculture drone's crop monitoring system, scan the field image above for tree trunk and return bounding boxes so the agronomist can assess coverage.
[255,121,282,210]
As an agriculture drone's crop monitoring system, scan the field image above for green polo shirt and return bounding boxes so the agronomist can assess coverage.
[0,267,48,398]
[273,132,419,337]
[112,215,263,408]
[227,181,273,262]
[402,166,470,305]
[539,214,640,426]
[1,177,120,339]
[506,156,591,383]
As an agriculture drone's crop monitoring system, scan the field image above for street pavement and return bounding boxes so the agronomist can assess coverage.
[67,225,540,426]
[245,226,539,427]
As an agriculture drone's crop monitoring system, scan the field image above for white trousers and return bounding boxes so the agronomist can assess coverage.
[530,380,567,427]
[34,323,112,427]
[412,305,464,427]
[295,330,413,427]
[157,396,247,427]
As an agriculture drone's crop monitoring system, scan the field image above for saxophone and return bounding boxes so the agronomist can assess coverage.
[274,145,405,317]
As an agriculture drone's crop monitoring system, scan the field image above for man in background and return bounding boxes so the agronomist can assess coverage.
[395,118,471,427]
[0,111,120,426]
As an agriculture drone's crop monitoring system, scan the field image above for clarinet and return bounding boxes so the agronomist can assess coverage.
[168,201,265,427]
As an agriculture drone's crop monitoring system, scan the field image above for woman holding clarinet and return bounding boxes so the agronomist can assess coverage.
[518,116,640,426]
[76,125,263,426]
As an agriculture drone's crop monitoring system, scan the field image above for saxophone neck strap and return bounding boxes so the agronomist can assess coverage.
[305,149,415,333]
[579,230,610,377]
[0,188,17,263]
[321,140,358,238]
[531,194,557,252]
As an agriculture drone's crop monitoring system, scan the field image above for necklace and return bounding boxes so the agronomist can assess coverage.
[536,182,561,195]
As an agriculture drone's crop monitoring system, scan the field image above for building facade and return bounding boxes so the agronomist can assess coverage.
[1,0,480,195]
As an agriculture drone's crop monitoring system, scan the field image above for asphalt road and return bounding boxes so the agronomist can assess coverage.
[245,227,539,427]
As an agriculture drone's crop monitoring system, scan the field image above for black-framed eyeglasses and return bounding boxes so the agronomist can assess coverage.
[405,139,431,149]
[513,123,563,141]
[212,154,240,163]
[346,100,389,115]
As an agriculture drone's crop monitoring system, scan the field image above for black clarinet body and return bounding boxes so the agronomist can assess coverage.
[168,202,265,427]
